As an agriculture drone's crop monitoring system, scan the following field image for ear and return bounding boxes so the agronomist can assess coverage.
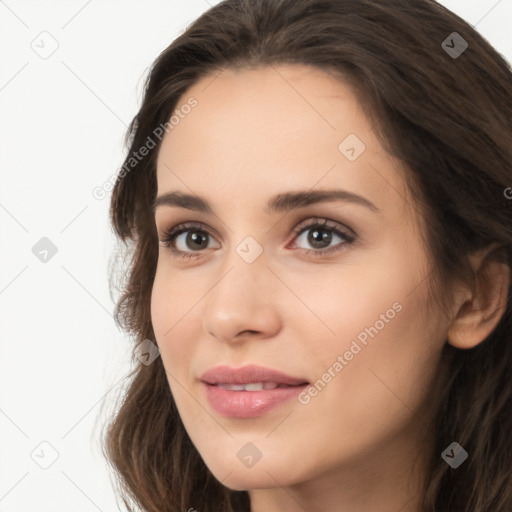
[447,246,510,349]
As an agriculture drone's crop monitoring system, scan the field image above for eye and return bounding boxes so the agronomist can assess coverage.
[159,222,219,260]
[287,218,356,257]
[158,218,356,260]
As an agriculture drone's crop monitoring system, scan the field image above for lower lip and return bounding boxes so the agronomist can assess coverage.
[202,382,308,418]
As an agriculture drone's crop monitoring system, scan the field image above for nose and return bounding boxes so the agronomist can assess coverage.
[201,246,282,344]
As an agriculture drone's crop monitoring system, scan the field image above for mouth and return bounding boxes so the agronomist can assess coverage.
[214,382,307,391]
[200,363,309,387]
[200,364,310,418]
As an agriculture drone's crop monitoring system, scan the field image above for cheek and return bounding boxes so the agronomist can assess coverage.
[308,279,440,432]
[295,243,440,407]
[150,262,200,335]
[150,269,171,343]
[287,254,422,359]
[150,267,198,369]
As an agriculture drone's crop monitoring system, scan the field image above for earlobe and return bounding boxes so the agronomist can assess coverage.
[447,247,510,350]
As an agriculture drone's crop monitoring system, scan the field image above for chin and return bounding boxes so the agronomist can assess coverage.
[202,451,308,491]
[218,469,286,491]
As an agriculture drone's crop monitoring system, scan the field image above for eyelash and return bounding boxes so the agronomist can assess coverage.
[158,218,356,260]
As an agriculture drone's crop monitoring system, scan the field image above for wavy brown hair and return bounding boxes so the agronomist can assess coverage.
[101,0,512,510]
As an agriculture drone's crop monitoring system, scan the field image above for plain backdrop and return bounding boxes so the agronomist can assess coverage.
[0,1,511,510]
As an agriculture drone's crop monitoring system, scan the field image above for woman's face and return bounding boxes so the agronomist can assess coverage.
[151,64,450,496]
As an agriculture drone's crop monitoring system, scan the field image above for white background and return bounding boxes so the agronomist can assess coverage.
[0,1,511,510]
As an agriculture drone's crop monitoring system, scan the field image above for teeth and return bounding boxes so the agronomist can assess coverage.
[218,382,280,391]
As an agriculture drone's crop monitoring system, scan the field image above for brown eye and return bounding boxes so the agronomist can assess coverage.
[289,218,356,257]
[159,222,220,260]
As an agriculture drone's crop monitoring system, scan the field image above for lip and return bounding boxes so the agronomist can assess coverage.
[200,364,309,419]
[200,364,308,386]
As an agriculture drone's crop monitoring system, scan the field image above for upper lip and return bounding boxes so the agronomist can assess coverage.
[200,364,309,386]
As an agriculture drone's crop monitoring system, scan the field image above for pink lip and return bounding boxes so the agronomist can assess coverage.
[200,364,309,419]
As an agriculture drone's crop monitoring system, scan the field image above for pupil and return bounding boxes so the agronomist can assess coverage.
[188,231,207,250]
[309,228,331,248]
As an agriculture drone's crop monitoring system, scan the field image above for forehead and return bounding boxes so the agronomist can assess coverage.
[155,64,414,220]
[158,64,365,165]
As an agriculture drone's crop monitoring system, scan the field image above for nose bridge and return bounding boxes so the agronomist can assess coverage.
[202,234,280,341]
[210,234,268,310]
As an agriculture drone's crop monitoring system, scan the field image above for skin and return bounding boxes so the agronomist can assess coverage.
[151,64,509,512]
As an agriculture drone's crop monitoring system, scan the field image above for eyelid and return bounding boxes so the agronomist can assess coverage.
[288,217,355,241]
[158,217,356,258]
[285,217,356,254]
[158,221,220,250]
[158,216,354,239]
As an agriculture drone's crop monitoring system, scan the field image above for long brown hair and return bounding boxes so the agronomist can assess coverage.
[101,1,512,510]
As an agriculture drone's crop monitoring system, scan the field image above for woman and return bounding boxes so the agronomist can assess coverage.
[102,0,512,510]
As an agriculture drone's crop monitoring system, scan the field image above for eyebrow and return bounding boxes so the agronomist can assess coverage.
[152,189,379,215]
